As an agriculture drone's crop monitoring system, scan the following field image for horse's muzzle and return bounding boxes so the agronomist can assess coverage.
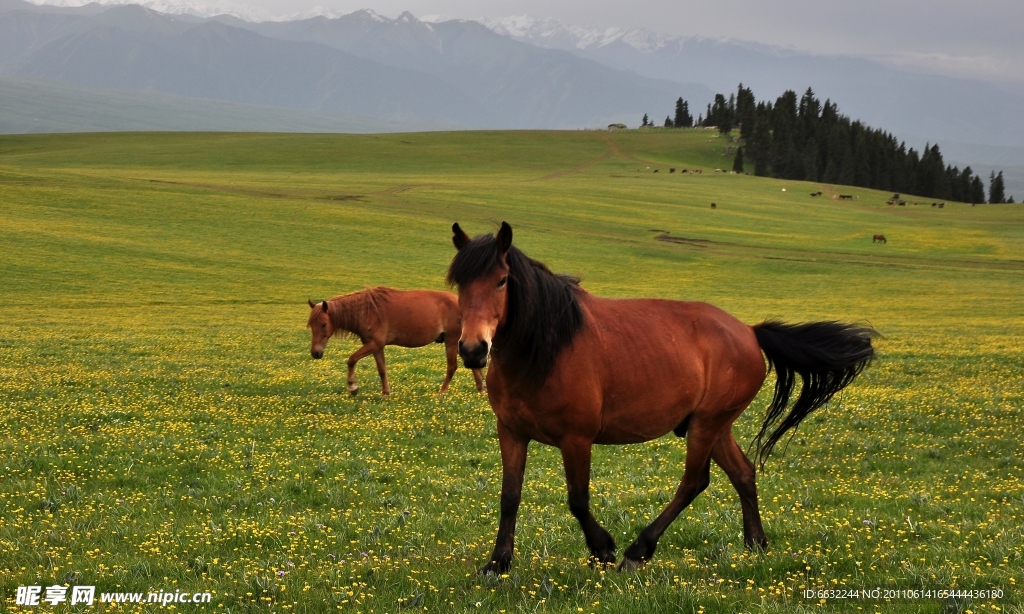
[459,340,489,369]
[311,350,323,360]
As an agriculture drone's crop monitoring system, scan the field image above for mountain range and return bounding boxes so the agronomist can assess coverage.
[0,1,709,129]
[0,1,1021,194]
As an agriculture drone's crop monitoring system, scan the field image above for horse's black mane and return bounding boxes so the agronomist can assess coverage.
[447,233,585,390]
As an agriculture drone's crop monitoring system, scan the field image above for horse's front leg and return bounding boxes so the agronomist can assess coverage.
[480,422,528,575]
[346,342,378,395]
[472,368,485,392]
[560,436,616,566]
[372,349,390,396]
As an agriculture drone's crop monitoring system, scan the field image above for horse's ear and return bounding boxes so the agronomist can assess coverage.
[497,221,513,254]
[321,301,329,313]
[452,222,471,250]
[308,299,316,309]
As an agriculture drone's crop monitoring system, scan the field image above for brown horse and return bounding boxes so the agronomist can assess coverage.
[448,222,875,573]
[873,234,887,244]
[307,287,484,396]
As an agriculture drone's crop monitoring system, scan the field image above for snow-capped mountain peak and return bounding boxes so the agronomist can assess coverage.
[482,14,674,53]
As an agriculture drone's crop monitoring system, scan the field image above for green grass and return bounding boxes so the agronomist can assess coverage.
[1,129,1022,614]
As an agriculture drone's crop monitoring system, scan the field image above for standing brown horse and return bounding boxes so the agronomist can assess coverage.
[307,287,484,396]
[448,222,875,573]
[873,234,887,243]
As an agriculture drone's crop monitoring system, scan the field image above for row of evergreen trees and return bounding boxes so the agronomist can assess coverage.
[651,86,1013,204]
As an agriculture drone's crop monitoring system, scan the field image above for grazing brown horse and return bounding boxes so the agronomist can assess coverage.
[448,222,875,573]
[307,287,484,396]
[873,234,887,244]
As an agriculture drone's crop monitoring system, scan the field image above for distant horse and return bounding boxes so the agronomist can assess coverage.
[307,287,484,396]
[448,222,875,573]
[873,234,887,244]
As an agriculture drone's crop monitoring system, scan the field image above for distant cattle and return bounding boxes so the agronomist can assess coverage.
[873,234,887,244]
[838,194,854,200]
[669,168,676,173]
[810,191,823,197]
[711,203,717,209]
[653,169,659,173]
[938,203,945,208]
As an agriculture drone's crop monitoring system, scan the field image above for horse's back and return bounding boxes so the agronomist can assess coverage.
[378,288,460,346]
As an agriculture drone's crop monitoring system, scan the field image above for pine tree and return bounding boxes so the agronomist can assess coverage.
[732,147,744,173]
[664,116,673,128]
[673,99,692,128]
[989,171,1006,203]
[970,176,986,204]
[642,114,649,127]
[736,84,756,140]
[750,111,772,176]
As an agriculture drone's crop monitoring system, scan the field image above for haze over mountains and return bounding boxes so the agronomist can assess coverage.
[1,1,1021,193]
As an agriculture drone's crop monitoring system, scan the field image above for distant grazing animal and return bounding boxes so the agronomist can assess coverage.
[873,234,887,244]
[669,168,676,173]
[653,169,659,173]
[810,191,822,197]
[307,287,484,396]
[938,203,945,208]
[838,194,853,200]
[710,203,717,209]
[448,221,876,573]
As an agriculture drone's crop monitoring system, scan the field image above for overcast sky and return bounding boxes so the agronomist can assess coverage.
[41,0,1024,83]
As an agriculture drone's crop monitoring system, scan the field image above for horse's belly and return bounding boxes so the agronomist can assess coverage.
[594,376,700,444]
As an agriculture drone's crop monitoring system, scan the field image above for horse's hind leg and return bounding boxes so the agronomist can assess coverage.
[619,426,716,571]
[560,437,616,566]
[438,339,458,395]
[711,431,767,550]
[372,349,390,396]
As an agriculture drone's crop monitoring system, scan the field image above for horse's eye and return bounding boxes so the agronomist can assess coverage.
[497,276,507,288]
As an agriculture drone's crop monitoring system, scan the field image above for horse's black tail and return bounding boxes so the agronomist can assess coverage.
[752,320,877,468]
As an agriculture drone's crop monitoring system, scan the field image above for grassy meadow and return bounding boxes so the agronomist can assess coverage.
[1,129,1023,614]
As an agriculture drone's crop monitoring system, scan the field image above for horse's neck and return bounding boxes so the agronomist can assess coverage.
[332,292,381,335]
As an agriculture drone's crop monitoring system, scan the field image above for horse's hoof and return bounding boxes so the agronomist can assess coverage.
[478,559,510,576]
[348,386,359,396]
[617,557,644,573]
